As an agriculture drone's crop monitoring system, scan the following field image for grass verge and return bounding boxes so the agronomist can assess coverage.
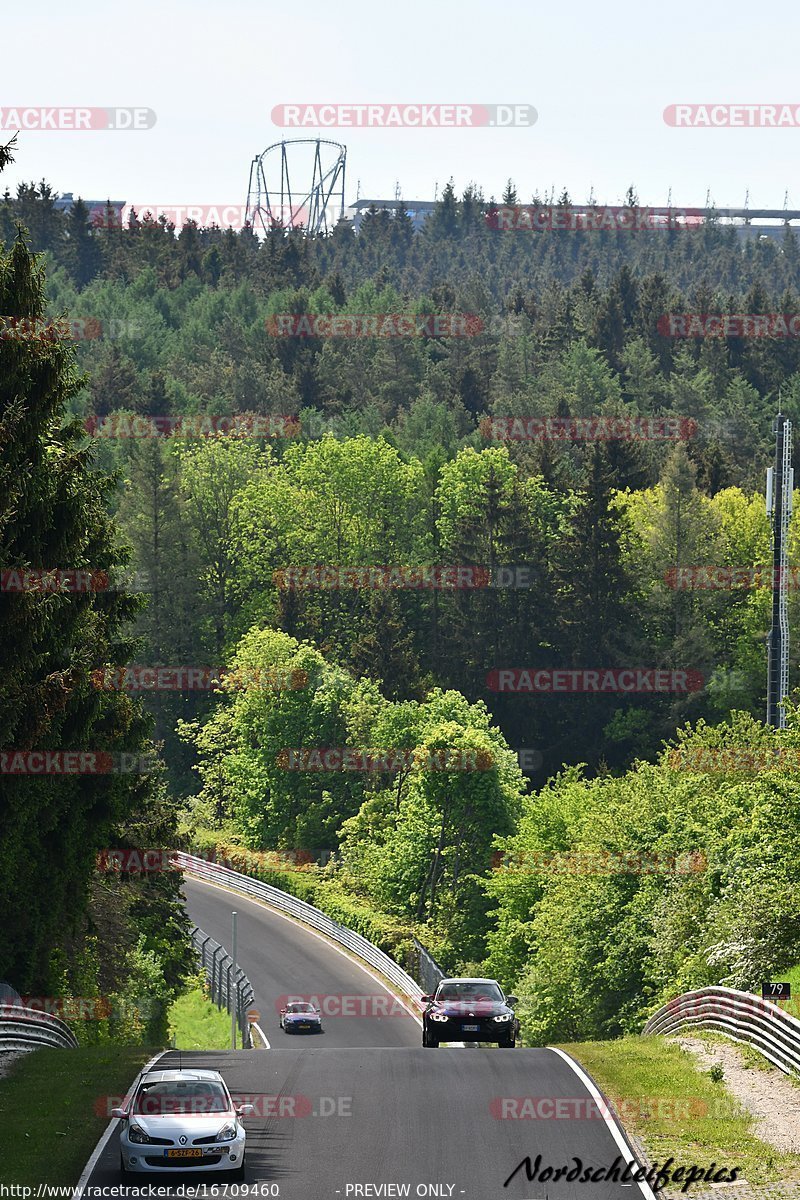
[561,1034,800,1186]
[0,1045,155,1185]
[167,981,233,1051]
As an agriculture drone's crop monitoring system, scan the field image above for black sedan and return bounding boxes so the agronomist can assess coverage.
[279,1000,324,1033]
[421,977,519,1047]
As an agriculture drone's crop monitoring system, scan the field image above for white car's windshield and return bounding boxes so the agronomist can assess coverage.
[134,1080,229,1115]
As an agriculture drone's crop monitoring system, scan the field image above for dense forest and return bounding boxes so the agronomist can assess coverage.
[3,161,800,1043]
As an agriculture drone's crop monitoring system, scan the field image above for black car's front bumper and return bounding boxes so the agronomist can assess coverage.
[425,1018,515,1042]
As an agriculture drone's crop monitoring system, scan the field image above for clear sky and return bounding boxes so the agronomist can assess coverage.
[3,0,799,215]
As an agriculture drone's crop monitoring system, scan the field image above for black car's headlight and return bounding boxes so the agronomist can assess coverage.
[430,1013,449,1023]
[128,1124,152,1144]
[493,1013,514,1023]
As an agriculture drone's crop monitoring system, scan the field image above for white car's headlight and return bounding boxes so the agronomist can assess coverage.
[216,1122,237,1142]
[128,1124,152,1144]
[430,1013,449,1023]
[493,1013,513,1023]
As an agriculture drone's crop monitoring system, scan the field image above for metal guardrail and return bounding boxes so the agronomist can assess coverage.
[191,925,255,1048]
[643,986,800,1077]
[0,1005,79,1052]
[176,852,427,1012]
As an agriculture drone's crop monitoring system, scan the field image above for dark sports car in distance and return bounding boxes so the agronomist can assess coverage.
[421,977,519,1047]
[279,1000,323,1033]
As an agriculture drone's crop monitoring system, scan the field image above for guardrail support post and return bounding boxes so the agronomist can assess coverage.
[231,911,237,1050]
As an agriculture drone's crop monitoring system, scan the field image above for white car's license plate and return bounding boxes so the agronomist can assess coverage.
[462,1024,480,1031]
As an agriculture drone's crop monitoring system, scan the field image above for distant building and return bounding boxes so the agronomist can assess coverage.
[345,198,437,232]
[344,198,800,241]
[53,193,126,225]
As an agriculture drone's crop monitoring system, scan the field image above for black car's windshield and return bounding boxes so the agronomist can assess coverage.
[287,1002,315,1013]
[134,1080,229,1115]
[435,982,504,1003]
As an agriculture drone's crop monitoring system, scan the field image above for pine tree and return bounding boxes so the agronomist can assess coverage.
[347,591,423,700]
[63,198,102,287]
[390,203,414,253]
[502,180,518,206]
[557,442,637,665]
[0,215,164,987]
[429,181,459,238]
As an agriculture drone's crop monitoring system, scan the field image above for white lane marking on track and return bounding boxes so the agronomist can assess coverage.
[546,1046,659,1200]
[252,1020,270,1048]
[72,1048,169,1198]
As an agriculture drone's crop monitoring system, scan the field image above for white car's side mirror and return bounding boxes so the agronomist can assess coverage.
[111,1108,127,1119]
[236,1104,255,1116]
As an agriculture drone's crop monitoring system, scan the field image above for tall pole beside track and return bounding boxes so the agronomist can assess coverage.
[766,413,793,727]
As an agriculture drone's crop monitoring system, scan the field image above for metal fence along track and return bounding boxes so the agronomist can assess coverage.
[190,924,255,1048]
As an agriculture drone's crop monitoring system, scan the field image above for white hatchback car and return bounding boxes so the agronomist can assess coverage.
[114,1068,253,1179]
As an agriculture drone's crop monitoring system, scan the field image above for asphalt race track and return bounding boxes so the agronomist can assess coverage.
[181,876,421,1048]
[83,877,653,1199]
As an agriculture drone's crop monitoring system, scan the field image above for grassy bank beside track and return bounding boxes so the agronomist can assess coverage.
[0,1045,155,1185]
[168,983,233,1051]
[562,1035,800,1186]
